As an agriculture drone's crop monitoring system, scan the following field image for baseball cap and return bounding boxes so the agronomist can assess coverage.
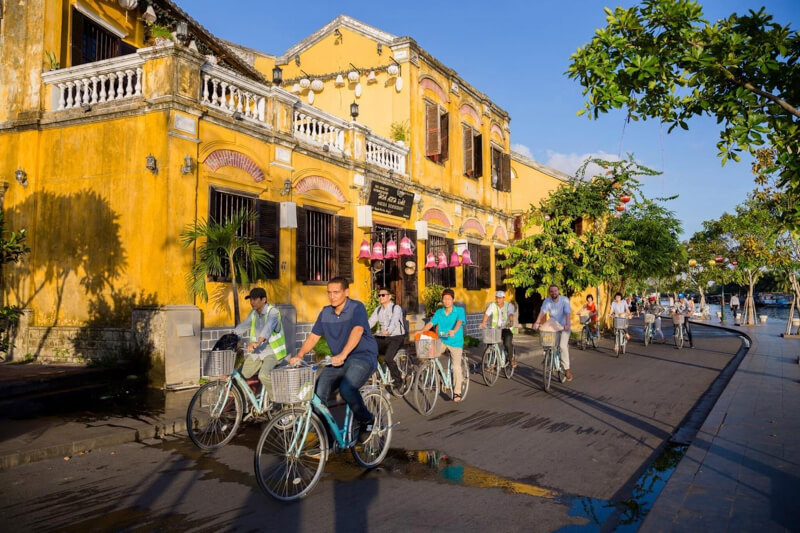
[495,291,505,298]
[678,293,685,299]
[245,287,267,300]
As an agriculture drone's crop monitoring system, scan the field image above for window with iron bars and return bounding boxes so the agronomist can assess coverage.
[425,234,455,288]
[209,187,256,282]
[305,209,335,282]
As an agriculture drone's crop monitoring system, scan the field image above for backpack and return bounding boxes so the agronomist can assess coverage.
[213,333,239,351]
[385,303,407,335]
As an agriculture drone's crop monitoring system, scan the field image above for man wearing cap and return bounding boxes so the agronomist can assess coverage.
[480,291,517,368]
[233,287,288,402]
[672,293,694,348]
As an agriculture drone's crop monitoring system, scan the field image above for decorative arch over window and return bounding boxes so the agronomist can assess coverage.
[459,103,481,125]
[494,225,509,243]
[490,122,505,141]
[422,208,452,228]
[203,150,265,182]
[294,175,346,202]
[460,218,486,237]
[419,77,448,103]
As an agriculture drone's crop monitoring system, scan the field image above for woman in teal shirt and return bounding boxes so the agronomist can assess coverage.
[421,288,466,402]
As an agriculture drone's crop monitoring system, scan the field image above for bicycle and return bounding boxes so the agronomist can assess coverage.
[540,330,567,392]
[412,333,470,416]
[578,314,597,350]
[672,313,687,350]
[187,342,280,451]
[369,348,414,397]
[254,358,393,501]
[613,316,628,356]
[480,327,513,386]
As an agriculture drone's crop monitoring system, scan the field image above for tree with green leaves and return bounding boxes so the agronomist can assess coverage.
[568,0,800,227]
[181,208,271,324]
[0,212,30,355]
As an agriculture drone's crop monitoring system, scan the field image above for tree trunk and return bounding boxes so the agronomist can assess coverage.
[742,272,757,326]
[230,254,240,325]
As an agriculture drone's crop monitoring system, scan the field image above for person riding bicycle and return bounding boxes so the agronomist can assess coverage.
[233,287,288,403]
[729,294,740,320]
[479,290,517,369]
[420,288,466,402]
[578,294,599,337]
[533,284,573,381]
[368,286,410,388]
[644,295,666,343]
[672,293,694,348]
[290,277,378,442]
[611,292,631,353]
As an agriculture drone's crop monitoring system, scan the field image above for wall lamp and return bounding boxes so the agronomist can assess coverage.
[272,65,283,85]
[232,110,243,121]
[294,54,300,66]
[280,179,292,196]
[333,28,342,43]
[377,42,382,55]
[180,155,195,175]
[15,168,27,187]
[145,154,158,175]
[350,101,359,121]
[175,21,190,45]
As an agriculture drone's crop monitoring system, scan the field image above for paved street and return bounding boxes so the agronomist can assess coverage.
[0,323,744,532]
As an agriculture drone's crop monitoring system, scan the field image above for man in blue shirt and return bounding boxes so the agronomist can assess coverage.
[533,284,573,381]
[421,288,467,402]
[291,277,378,441]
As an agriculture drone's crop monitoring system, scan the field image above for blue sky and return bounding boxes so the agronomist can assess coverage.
[179,0,798,238]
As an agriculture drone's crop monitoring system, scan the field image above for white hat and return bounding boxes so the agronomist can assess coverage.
[495,290,505,298]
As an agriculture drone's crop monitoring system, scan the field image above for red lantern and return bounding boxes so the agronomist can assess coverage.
[371,241,384,261]
[357,239,371,260]
[460,248,473,266]
[436,252,448,269]
[449,251,460,267]
[715,256,724,263]
[620,194,631,203]
[398,236,413,256]
[424,252,436,269]
[384,239,398,259]
[616,204,626,212]
[731,260,738,266]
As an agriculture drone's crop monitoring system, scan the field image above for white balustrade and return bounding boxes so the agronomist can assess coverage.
[200,65,268,124]
[42,54,144,111]
[365,135,408,174]
[293,109,346,152]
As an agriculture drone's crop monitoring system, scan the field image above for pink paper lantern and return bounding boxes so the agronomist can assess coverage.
[357,239,371,259]
[384,239,398,259]
[437,252,448,269]
[449,251,460,267]
[371,241,384,261]
[460,249,473,266]
[424,252,436,269]
[398,236,413,256]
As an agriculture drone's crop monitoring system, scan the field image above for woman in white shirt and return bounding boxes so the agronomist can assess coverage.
[611,292,631,343]
[368,287,407,385]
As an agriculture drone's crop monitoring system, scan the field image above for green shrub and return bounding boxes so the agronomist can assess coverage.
[422,285,444,318]
[464,335,480,348]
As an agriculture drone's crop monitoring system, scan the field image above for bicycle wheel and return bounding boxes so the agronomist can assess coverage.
[502,346,515,380]
[644,326,651,346]
[391,352,414,397]
[254,408,327,501]
[481,345,500,387]
[614,331,622,358]
[186,380,243,451]
[590,329,597,349]
[556,350,567,383]
[458,354,471,400]
[621,332,627,355]
[350,390,393,468]
[676,326,685,350]
[413,362,439,416]
[543,349,554,392]
[580,327,588,351]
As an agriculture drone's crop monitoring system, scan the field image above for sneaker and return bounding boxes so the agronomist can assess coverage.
[565,369,573,382]
[357,420,375,444]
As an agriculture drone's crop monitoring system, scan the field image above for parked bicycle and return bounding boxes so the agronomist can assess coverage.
[254,358,393,501]
[369,348,414,397]
[480,326,514,386]
[412,332,470,416]
[613,316,628,356]
[540,330,567,392]
[579,314,597,350]
[672,313,687,350]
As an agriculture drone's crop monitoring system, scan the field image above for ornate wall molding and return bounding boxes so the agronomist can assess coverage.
[203,149,265,182]
[294,175,346,202]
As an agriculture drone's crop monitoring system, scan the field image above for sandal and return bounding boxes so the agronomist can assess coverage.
[453,393,463,403]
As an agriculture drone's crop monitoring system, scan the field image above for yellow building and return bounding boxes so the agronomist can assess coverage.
[1,3,574,386]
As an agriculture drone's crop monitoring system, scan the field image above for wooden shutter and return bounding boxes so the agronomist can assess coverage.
[70,9,85,66]
[295,207,308,282]
[440,113,449,162]
[256,200,280,279]
[495,250,506,291]
[445,238,455,288]
[463,125,474,177]
[514,215,523,240]
[402,229,419,314]
[426,103,441,157]
[335,215,354,283]
[502,153,512,192]
[474,134,483,178]
[479,245,491,289]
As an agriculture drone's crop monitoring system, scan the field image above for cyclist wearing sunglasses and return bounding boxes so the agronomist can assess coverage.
[368,287,408,387]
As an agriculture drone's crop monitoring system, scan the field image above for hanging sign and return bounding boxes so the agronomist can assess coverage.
[368,182,413,219]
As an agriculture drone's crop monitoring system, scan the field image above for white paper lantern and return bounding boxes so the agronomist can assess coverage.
[395,77,403,92]
[310,79,323,92]
[348,70,359,82]
[335,74,345,87]
[354,82,362,98]
[291,83,301,94]
[299,78,310,89]
[367,70,377,83]
[387,64,399,77]
[118,0,139,10]
[307,90,315,104]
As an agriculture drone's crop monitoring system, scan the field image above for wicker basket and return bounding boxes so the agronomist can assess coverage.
[644,313,655,324]
[540,330,558,347]
[579,314,591,324]
[672,314,685,325]
[201,349,235,377]
[613,317,628,330]
[270,365,316,404]
[415,336,439,359]
[482,327,503,344]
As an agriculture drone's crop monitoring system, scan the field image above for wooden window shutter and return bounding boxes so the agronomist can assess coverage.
[502,153,512,192]
[474,134,483,178]
[425,103,441,157]
[256,200,280,279]
[445,238,456,287]
[463,125,474,177]
[335,215,354,283]
[70,8,85,66]
[495,250,506,291]
[514,215,523,240]
[479,245,491,289]
[295,207,308,282]
[440,113,449,162]
[402,229,419,314]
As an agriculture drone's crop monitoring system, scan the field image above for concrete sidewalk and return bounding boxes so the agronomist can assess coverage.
[642,317,800,532]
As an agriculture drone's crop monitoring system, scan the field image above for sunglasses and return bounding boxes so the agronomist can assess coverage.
[379,293,390,297]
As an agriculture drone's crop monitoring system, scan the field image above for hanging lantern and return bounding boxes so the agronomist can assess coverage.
[715,256,724,263]
[708,259,716,267]
[387,64,399,77]
[371,241,384,261]
[688,259,697,267]
[399,236,413,256]
[460,248,473,266]
[424,252,436,269]
[367,70,377,83]
[310,79,324,92]
[299,78,311,89]
[449,251,460,268]
[348,70,359,82]
[384,239,399,259]
[291,83,301,94]
[615,204,626,212]
[731,260,738,266]
[620,194,631,203]
[437,252,448,269]
[357,239,371,260]
[335,74,345,87]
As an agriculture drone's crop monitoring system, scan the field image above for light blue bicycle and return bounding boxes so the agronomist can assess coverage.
[540,330,567,393]
[254,358,393,501]
[412,333,470,416]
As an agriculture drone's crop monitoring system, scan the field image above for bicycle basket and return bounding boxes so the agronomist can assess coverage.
[201,349,235,378]
[613,317,628,330]
[482,327,503,344]
[579,314,591,324]
[270,366,315,404]
[540,330,557,347]
[415,336,439,359]
[644,313,655,324]
[672,314,685,325]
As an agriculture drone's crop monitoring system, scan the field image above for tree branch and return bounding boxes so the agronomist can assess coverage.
[722,69,800,119]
